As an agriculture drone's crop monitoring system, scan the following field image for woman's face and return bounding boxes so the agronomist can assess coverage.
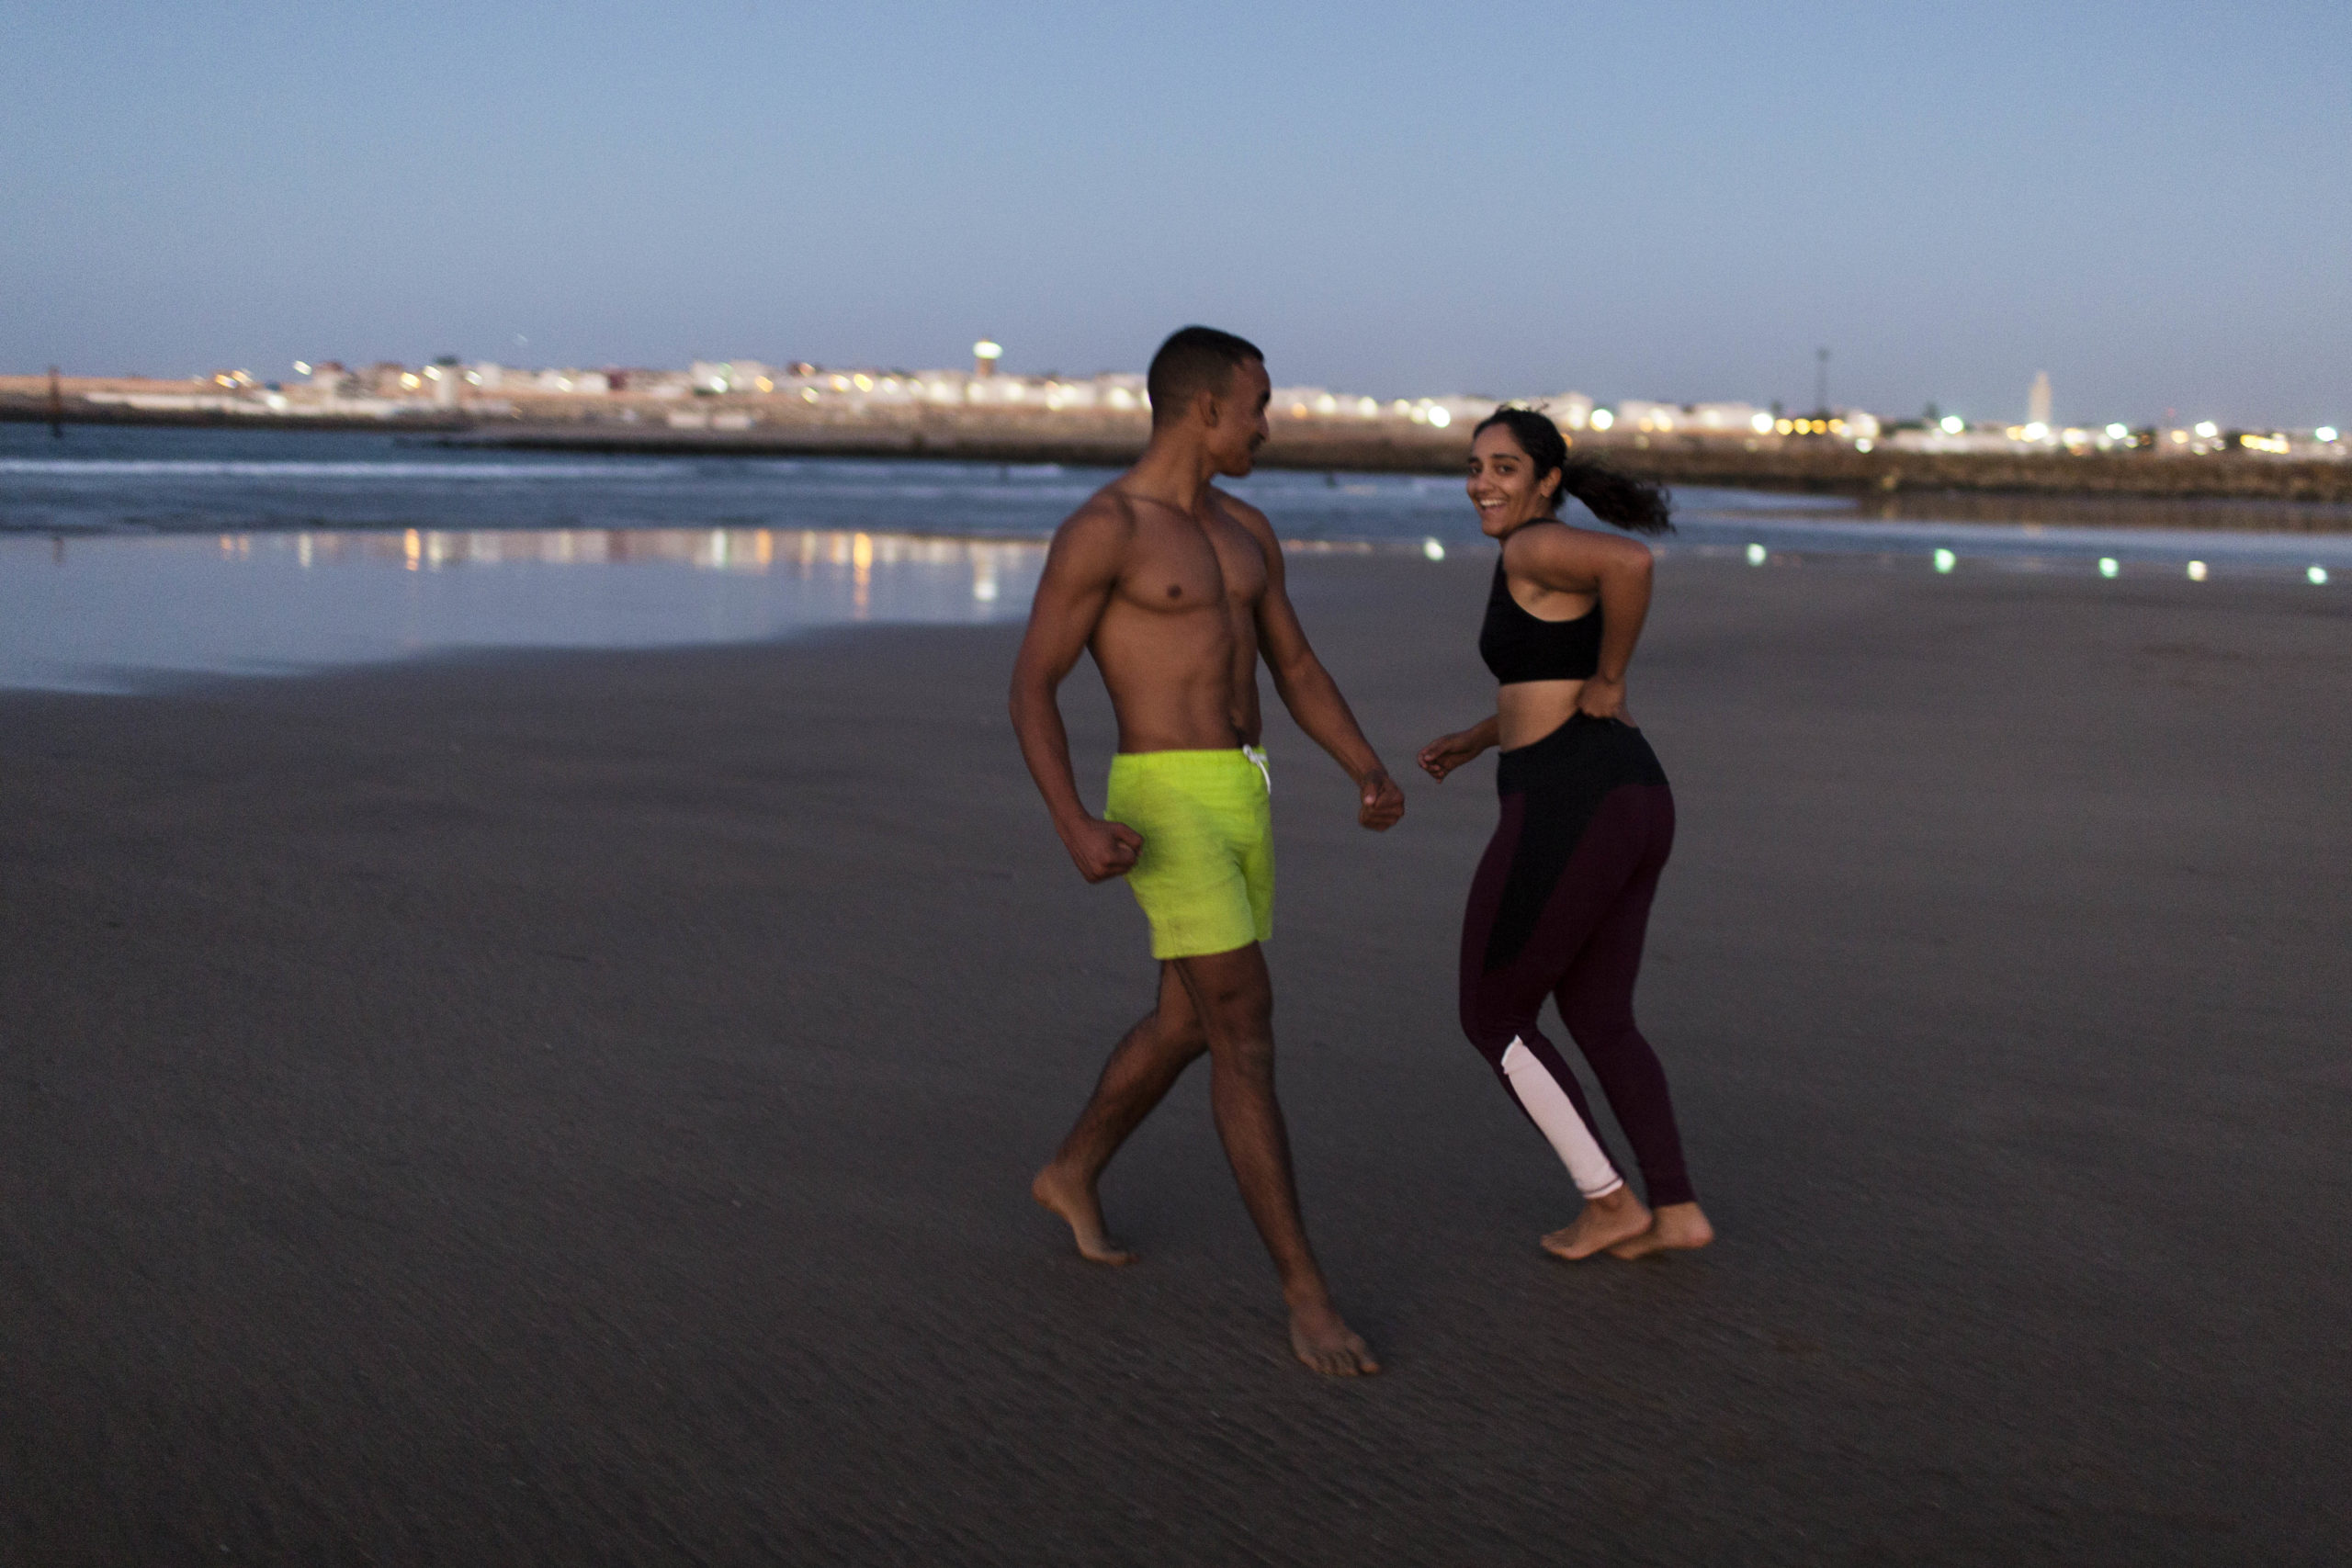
[1465,424,1561,538]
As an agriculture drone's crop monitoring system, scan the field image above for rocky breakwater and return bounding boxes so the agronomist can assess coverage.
[464,408,2352,507]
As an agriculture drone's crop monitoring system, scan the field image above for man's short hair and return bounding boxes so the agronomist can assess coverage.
[1146,326,1263,426]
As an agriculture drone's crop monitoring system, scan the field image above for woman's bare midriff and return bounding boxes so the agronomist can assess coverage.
[1497,679,1586,750]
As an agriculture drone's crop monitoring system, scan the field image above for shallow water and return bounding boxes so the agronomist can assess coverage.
[1,528,1046,694]
[4,425,2346,691]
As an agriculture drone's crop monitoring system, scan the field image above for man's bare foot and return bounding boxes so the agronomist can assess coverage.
[1606,1201,1715,1260]
[1030,1165,1136,1266]
[1288,1298,1380,1377]
[1540,1188,1653,1261]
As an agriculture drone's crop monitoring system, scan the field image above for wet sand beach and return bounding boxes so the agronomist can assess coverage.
[5,555,2349,1564]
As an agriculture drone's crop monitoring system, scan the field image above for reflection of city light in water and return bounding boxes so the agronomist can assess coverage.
[9,522,1080,693]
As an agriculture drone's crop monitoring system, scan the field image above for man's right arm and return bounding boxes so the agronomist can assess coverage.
[1009,500,1145,883]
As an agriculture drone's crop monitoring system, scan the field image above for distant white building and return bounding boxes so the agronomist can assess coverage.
[1095,373,1148,412]
[1374,395,1498,430]
[627,369,693,399]
[1539,392,1596,429]
[459,363,616,396]
[692,360,775,394]
[1887,423,2038,454]
[1601,399,1777,436]
[1613,400,1683,433]
[536,369,609,394]
[1271,387,1388,420]
[1685,401,1771,434]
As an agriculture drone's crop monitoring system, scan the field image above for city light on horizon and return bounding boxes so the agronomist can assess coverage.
[22,344,2346,475]
[14,333,2346,446]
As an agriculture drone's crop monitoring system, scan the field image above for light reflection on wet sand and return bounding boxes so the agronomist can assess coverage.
[252,524,1035,581]
[8,515,2346,695]
[5,526,1048,694]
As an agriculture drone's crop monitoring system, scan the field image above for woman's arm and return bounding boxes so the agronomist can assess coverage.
[1418,713,1499,782]
[1520,527,1656,723]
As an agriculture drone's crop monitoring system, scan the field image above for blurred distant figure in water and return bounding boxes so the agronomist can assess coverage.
[1418,407,1714,1262]
[1008,326,1405,1376]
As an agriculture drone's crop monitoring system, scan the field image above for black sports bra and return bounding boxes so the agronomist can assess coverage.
[1479,560,1601,684]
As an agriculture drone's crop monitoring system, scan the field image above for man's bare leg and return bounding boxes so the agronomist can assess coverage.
[1171,944,1379,1377]
[1606,1201,1716,1259]
[1032,964,1206,1264]
[1539,1186,1653,1261]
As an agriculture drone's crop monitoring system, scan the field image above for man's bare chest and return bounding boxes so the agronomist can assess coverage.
[1118,516,1266,616]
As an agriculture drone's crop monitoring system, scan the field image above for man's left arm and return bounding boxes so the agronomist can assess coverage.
[1232,500,1405,831]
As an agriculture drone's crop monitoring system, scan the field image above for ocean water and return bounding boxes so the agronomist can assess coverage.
[4,424,2346,693]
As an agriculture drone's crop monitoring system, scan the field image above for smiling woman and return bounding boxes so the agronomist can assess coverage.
[1419,405,1712,1267]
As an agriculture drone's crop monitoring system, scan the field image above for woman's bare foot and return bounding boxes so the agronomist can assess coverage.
[1030,1165,1136,1265]
[1288,1297,1381,1377]
[1540,1188,1653,1261]
[1606,1201,1714,1260]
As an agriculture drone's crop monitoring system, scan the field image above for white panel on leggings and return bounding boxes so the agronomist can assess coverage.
[1501,1038,1624,1199]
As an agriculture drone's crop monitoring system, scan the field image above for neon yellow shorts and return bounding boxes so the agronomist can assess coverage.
[1103,747,1274,960]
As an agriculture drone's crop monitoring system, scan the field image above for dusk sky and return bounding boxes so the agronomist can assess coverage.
[6,1,2346,427]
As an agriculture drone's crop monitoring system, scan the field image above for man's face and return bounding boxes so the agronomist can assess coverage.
[1205,358,1272,478]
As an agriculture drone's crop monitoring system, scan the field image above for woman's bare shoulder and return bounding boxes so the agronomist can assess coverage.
[1504,520,1648,588]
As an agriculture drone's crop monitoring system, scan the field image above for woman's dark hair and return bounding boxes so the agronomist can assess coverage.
[1473,405,1673,536]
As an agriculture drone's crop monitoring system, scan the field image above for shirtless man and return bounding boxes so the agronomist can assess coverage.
[1009,326,1405,1377]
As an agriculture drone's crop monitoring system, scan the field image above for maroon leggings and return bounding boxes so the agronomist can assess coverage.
[1458,715,1696,1208]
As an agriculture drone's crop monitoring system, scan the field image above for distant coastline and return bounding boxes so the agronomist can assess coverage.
[7,379,2352,511]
